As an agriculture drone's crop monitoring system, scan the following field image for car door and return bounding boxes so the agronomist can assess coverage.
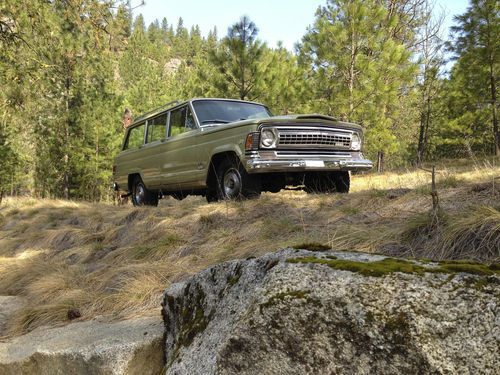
[114,122,147,187]
[158,104,205,189]
[140,113,169,187]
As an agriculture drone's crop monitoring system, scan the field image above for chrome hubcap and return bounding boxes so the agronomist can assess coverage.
[135,184,145,204]
[223,168,242,198]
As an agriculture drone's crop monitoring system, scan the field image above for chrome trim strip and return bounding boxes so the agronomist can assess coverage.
[276,153,352,158]
[245,158,373,172]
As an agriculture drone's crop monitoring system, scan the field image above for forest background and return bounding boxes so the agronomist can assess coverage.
[0,0,498,201]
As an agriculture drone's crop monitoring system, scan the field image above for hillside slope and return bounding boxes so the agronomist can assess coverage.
[0,161,498,337]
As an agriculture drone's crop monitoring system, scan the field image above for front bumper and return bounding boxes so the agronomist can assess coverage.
[244,151,373,172]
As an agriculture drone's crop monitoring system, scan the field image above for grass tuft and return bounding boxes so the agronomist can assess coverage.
[401,209,447,244]
[439,206,500,261]
[199,212,225,229]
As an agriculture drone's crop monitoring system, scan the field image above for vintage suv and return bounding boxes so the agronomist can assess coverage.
[113,98,372,206]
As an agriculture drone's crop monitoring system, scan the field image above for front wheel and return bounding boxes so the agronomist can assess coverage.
[131,176,158,206]
[216,157,261,200]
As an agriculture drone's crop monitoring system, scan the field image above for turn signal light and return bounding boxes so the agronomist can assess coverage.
[245,132,259,151]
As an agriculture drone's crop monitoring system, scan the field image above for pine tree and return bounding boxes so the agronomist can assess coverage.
[300,0,418,166]
[210,16,265,100]
[448,0,499,155]
[147,19,162,44]
[259,45,310,114]
[160,17,174,45]
[109,4,132,52]
[173,17,189,58]
[1,0,123,199]
[119,15,166,113]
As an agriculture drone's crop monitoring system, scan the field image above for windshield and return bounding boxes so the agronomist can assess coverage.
[192,100,272,125]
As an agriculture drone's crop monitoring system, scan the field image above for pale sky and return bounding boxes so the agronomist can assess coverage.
[134,0,469,51]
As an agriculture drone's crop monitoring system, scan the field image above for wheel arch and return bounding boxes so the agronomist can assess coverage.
[127,173,142,193]
[206,151,241,190]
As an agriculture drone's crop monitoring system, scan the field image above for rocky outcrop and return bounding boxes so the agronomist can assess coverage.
[162,249,499,375]
[0,316,163,375]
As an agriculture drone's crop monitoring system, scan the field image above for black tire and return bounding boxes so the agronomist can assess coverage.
[215,157,261,200]
[205,190,218,203]
[131,176,158,206]
[333,171,350,193]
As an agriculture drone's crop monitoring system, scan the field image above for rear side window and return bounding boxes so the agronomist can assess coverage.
[169,106,197,137]
[147,114,167,143]
[124,123,145,150]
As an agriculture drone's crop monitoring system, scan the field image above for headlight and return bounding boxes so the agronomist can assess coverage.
[260,129,277,148]
[351,133,361,150]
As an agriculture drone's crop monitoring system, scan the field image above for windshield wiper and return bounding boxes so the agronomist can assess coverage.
[201,119,230,124]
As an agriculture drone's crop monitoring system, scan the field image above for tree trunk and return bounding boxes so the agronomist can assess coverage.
[348,31,356,118]
[417,92,432,165]
[489,62,499,156]
[417,111,426,165]
[377,151,385,173]
[63,68,72,200]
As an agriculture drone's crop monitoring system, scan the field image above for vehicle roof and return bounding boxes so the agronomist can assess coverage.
[130,98,267,126]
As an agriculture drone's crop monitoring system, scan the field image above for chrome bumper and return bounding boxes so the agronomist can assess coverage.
[245,152,373,172]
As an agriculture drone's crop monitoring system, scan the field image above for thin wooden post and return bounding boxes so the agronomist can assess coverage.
[419,165,439,212]
[430,165,438,211]
[377,151,385,173]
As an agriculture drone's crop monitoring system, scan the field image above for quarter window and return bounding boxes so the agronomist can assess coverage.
[147,114,167,143]
[124,123,145,150]
[169,106,197,137]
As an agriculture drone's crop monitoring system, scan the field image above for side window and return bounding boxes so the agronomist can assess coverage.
[186,109,196,130]
[169,106,196,137]
[124,123,145,150]
[147,114,167,143]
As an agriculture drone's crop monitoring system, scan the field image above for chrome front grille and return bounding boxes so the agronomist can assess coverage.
[276,150,351,157]
[277,129,352,149]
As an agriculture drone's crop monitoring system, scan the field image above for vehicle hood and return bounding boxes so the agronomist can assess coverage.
[200,114,363,133]
[264,114,363,130]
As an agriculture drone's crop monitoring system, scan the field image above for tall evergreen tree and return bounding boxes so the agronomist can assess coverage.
[1,0,122,199]
[119,15,166,113]
[448,0,499,155]
[300,0,418,166]
[210,16,265,100]
[172,17,189,57]
[109,4,132,52]
[260,45,310,114]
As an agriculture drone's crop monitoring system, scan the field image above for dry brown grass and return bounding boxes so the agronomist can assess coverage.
[0,160,498,337]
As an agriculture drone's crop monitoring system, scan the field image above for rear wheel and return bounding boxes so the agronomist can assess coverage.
[216,157,261,200]
[131,176,158,206]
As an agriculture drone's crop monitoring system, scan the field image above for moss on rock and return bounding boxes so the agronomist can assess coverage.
[287,256,500,278]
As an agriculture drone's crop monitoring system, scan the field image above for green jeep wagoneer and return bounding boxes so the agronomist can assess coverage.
[112,98,373,206]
